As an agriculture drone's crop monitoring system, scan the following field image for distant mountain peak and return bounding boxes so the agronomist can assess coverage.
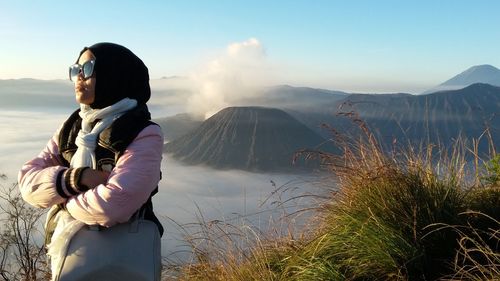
[467,64,498,71]
[441,64,500,87]
[423,64,500,94]
[466,64,499,72]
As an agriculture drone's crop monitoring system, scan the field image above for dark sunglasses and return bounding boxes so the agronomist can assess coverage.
[69,60,96,82]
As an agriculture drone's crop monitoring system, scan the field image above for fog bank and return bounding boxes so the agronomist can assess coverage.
[0,108,331,261]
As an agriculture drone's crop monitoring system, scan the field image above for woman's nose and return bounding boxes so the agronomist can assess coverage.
[76,70,84,81]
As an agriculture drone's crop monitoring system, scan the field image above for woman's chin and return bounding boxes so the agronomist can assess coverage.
[75,93,94,105]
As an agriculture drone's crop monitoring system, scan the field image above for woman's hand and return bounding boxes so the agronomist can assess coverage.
[80,168,110,189]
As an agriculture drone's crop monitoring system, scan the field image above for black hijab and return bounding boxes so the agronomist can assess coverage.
[77,43,151,109]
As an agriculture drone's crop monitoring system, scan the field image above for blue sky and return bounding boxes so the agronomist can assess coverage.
[1,0,500,93]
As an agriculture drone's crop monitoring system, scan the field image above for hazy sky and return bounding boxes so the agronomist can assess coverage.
[1,0,500,93]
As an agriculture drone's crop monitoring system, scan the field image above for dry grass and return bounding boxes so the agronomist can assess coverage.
[166,119,499,280]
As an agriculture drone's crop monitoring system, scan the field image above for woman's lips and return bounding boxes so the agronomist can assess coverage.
[75,84,86,92]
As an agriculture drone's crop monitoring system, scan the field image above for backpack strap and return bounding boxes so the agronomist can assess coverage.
[58,109,82,167]
[99,104,163,236]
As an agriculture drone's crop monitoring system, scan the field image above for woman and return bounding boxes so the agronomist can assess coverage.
[18,43,163,280]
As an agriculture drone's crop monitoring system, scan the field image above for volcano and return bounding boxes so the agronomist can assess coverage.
[424,64,500,93]
[164,106,332,172]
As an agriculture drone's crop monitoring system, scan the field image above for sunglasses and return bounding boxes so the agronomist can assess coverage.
[69,60,96,82]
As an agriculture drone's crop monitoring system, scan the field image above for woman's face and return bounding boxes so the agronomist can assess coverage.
[74,50,96,105]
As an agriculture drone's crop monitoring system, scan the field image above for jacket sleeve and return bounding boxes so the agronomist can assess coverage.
[17,130,70,208]
[65,124,164,227]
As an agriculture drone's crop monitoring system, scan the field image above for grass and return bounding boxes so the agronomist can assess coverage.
[166,126,500,280]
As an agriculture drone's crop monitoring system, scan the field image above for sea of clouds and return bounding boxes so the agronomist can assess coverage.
[0,107,325,260]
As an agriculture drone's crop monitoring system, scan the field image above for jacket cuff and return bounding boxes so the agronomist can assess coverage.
[57,167,90,198]
[55,168,69,199]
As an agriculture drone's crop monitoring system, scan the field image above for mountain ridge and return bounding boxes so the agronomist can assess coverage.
[327,83,500,155]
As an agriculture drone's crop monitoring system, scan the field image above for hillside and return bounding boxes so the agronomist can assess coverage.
[234,85,347,112]
[164,106,333,172]
[154,113,203,142]
[337,83,499,153]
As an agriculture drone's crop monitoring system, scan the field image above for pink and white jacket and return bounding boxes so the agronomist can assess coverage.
[18,124,163,227]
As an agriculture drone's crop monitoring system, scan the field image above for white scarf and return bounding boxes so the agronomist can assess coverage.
[47,98,137,279]
[71,98,138,169]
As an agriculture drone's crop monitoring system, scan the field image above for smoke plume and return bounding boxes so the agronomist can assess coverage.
[187,38,274,119]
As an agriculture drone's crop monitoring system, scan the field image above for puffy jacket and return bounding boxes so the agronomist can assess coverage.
[18,107,164,228]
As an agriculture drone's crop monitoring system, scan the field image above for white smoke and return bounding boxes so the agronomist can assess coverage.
[187,38,274,119]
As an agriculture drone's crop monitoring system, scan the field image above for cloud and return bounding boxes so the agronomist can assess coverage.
[186,38,275,119]
[227,38,266,60]
[0,110,68,180]
[154,155,325,261]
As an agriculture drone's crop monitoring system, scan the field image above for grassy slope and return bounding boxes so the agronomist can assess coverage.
[168,131,500,280]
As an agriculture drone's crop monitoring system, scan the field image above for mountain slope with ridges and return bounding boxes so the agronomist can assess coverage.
[164,106,332,172]
[329,83,500,154]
